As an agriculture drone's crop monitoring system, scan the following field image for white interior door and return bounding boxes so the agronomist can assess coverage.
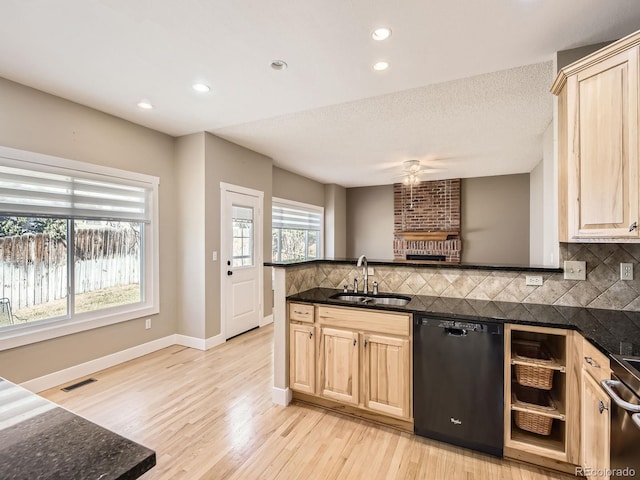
[221,185,263,339]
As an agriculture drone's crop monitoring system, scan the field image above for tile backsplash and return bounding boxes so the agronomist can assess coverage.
[283,243,640,311]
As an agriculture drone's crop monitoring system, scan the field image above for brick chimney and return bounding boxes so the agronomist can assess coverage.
[393,179,461,263]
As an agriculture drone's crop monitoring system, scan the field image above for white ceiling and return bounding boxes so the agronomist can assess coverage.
[2,0,640,187]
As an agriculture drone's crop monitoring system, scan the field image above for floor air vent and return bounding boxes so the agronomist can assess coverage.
[61,378,97,392]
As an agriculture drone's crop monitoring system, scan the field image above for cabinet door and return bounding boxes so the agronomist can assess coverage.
[289,323,315,394]
[581,371,610,479]
[363,334,410,419]
[318,327,359,405]
[566,46,639,239]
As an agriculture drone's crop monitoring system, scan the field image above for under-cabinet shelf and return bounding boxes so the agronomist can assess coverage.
[510,357,566,373]
[510,417,566,454]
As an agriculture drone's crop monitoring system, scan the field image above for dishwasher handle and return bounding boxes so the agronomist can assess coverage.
[445,328,468,337]
[600,379,640,413]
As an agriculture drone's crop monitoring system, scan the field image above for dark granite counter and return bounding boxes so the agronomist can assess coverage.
[288,287,640,357]
[0,378,155,480]
[266,258,563,273]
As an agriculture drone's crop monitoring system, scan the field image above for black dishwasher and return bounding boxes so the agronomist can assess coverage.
[413,314,504,457]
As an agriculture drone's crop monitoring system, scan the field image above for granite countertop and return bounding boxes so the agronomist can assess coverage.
[0,378,155,480]
[266,258,563,273]
[288,287,640,357]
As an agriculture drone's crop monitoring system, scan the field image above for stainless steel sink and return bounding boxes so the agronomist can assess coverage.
[329,293,411,306]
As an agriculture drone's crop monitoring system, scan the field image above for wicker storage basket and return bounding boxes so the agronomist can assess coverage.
[514,410,554,436]
[513,340,555,390]
[513,384,556,436]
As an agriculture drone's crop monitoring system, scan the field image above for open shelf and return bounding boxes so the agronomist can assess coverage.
[511,398,566,421]
[510,415,566,454]
[505,324,574,466]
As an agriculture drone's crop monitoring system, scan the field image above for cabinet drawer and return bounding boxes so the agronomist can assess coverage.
[317,306,410,337]
[289,303,315,323]
[582,338,611,383]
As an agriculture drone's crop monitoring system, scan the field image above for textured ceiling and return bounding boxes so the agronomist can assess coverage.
[1,1,640,186]
[214,62,554,187]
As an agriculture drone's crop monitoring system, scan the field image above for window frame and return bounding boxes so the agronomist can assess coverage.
[0,146,159,351]
[272,197,324,262]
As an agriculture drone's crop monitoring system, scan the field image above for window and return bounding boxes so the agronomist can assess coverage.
[0,146,159,350]
[232,205,254,267]
[272,198,323,262]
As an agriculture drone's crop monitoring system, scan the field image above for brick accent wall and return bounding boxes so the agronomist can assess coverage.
[393,179,462,263]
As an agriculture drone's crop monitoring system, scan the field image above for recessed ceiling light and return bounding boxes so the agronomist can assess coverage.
[192,83,210,93]
[372,27,392,41]
[373,61,389,71]
[271,60,288,70]
[137,100,153,110]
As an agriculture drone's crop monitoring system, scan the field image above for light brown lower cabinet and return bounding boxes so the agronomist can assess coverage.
[581,371,610,479]
[503,325,581,473]
[288,303,412,425]
[580,337,611,479]
[289,322,316,395]
[363,333,410,418]
[318,326,359,404]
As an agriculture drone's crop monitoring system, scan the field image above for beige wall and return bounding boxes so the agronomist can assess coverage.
[0,77,178,383]
[529,160,544,265]
[175,133,206,338]
[324,184,347,258]
[272,166,324,207]
[461,174,530,265]
[204,133,273,338]
[345,174,530,265]
[346,185,394,259]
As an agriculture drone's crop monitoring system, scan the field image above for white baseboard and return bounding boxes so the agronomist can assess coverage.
[272,386,292,406]
[21,335,176,393]
[260,314,273,327]
[204,333,225,350]
[175,333,225,351]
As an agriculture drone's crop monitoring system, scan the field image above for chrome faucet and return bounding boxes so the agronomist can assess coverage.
[357,254,368,294]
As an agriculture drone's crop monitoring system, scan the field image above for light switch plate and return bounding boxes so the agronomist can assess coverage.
[564,260,586,281]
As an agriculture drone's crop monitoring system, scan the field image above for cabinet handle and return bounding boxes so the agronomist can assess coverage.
[584,356,600,368]
[309,331,313,339]
[293,310,308,316]
[353,339,357,346]
[630,221,638,232]
[599,400,608,414]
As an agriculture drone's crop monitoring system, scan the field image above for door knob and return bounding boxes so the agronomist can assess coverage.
[227,270,233,276]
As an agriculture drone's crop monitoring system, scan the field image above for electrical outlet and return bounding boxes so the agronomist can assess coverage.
[563,260,586,281]
[212,251,217,261]
[367,267,374,275]
[145,318,151,330]
[525,275,543,286]
[620,263,634,281]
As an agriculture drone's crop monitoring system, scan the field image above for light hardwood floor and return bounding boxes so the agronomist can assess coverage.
[41,325,576,480]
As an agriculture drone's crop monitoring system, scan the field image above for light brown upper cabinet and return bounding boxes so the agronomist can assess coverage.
[552,31,640,241]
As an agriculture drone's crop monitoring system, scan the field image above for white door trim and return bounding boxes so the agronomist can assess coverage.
[220,182,264,341]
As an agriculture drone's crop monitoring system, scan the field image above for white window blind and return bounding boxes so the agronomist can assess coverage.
[0,159,154,223]
[272,204,322,230]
